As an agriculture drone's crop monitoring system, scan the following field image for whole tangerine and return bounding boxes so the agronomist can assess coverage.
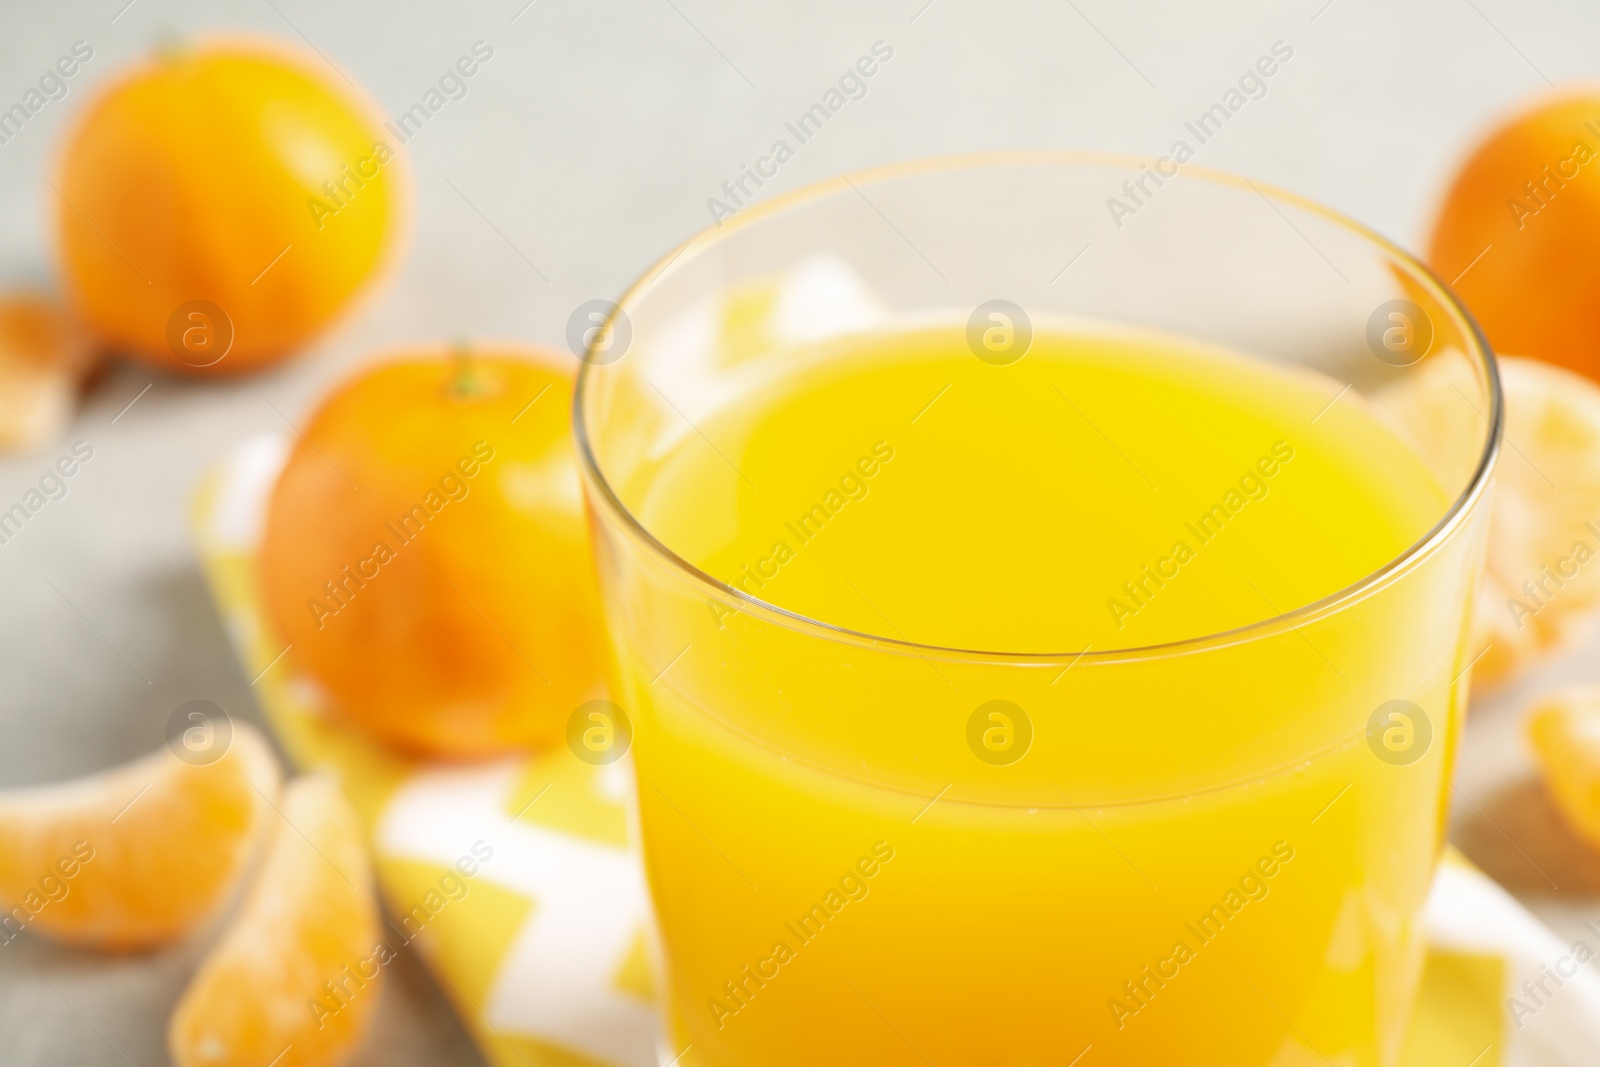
[1428,92,1600,380]
[258,347,604,758]
[53,38,406,375]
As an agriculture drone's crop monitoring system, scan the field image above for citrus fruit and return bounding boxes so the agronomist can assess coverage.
[1379,354,1600,688]
[1527,684,1600,851]
[0,721,279,950]
[0,293,94,450]
[169,774,383,1067]
[258,347,605,757]
[1428,92,1600,381]
[53,37,406,375]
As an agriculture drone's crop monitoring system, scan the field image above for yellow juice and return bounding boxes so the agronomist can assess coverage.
[598,321,1481,1066]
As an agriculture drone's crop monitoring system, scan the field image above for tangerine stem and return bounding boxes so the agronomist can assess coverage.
[448,337,491,399]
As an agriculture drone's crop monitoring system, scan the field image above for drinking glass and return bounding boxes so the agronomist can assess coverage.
[574,154,1499,1067]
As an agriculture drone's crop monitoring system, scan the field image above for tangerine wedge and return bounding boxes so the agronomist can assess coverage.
[0,293,94,451]
[1379,354,1600,687]
[0,721,279,950]
[169,775,384,1067]
[1527,684,1600,851]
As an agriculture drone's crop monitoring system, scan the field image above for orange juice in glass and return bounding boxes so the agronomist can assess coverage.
[576,156,1499,1066]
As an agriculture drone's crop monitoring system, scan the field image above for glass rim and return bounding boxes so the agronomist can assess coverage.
[573,150,1503,665]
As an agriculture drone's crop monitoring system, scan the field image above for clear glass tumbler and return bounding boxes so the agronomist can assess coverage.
[575,154,1499,1067]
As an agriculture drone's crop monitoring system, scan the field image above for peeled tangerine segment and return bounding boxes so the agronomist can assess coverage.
[1378,354,1600,688]
[0,722,279,950]
[0,293,94,451]
[170,775,382,1067]
[1528,685,1600,850]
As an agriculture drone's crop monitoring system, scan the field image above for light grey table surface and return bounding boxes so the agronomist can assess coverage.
[3,1,1600,1063]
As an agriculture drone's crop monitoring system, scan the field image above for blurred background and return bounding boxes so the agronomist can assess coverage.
[2,0,1597,1062]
